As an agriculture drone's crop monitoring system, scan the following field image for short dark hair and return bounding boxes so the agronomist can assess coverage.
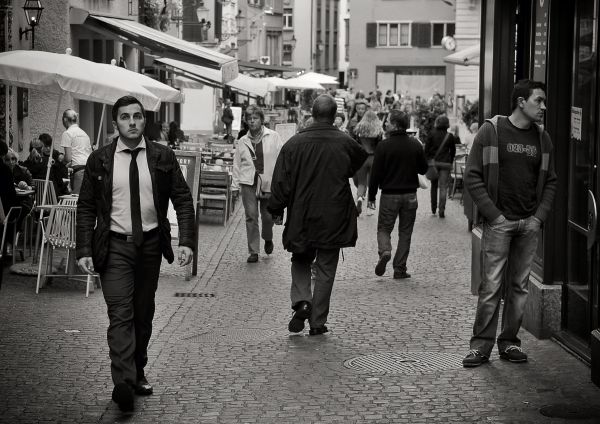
[38,133,53,147]
[511,79,546,110]
[335,112,345,123]
[245,105,265,122]
[112,96,146,121]
[312,94,337,123]
[388,110,409,131]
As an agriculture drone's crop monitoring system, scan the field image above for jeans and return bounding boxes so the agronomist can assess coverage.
[470,216,540,356]
[352,155,374,199]
[430,167,450,213]
[290,248,340,329]
[376,193,418,273]
[241,184,274,254]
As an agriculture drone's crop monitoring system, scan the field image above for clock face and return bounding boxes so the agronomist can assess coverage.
[442,35,456,51]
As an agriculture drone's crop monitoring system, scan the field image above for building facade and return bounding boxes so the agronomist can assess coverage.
[348,0,455,98]
[451,0,481,103]
[237,0,283,66]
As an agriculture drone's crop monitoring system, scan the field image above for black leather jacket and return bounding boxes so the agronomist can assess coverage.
[76,139,195,271]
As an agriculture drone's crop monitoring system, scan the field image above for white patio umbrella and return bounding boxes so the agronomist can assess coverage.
[0,49,171,284]
[295,72,339,85]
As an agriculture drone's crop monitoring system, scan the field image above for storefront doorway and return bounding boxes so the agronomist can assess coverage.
[563,0,600,360]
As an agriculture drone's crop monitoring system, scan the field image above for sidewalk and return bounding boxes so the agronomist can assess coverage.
[1,190,600,423]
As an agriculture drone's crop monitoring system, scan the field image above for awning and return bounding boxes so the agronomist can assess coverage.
[156,57,274,97]
[82,13,238,83]
[443,44,480,66]
[264,76,324,90]
[238,60,303,73]
[296,72,339,85]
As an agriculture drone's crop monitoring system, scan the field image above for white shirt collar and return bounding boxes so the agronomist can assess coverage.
[116,136,147,153]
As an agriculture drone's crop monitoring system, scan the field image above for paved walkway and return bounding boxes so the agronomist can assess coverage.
[1,189,600,423]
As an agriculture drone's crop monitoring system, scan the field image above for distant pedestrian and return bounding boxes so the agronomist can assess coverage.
[424,115,458,218]
[347,98,368,140]
[462,79,557,367]
[333,112,346,131]
[221,99,234,143]
[232,105,283,263]
[352,110,384,215]
[368,110,428,279]
[60,108,92,194]
[268,94,367,336]
[76,95,195,412]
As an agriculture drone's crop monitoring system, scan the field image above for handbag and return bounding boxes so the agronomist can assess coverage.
[418,173,430,189]
[425,133,451,181]
[255,173,271,199]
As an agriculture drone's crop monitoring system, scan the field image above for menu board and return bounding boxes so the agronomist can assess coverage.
[532,0,550,82]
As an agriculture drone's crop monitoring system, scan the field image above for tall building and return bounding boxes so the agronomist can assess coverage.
[237,0,284,66]
[348,0,455,98]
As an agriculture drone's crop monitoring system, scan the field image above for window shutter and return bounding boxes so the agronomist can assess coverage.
[366,22,377,47]
[411,23,431,47]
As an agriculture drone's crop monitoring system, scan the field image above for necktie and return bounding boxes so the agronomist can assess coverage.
[126,148,144,247]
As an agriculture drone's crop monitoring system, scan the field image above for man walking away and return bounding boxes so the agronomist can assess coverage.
[368,110,428,279]
[462,79,557,367]
[268,94,367,336]
[61,109,92,194]
[76,96,195,412]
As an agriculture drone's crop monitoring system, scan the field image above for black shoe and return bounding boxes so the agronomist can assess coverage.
[112,382,134,412]
[264,240,274,255]
[439,211,445,218]
[431,208,436,215]
[247,253,258,263]
[375,252,391,276]
[393,271,411,279]
[288,301,311,333]
[499,346,528,363]
[462,350,489,368]
[309,326,329,336]
[134,376,153,396]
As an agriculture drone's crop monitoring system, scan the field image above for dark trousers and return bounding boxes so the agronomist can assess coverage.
[430,167,450,213]
[376,193,418,273]
[100,232,162,387]
[290,247,340,329]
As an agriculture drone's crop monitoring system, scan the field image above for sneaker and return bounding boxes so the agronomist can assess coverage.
[375,252,391,276]
[499,346,528,363]
[393,271,411,279]
[264,240,274,255]
[356,197,364,216]
[462,350,489,368]
[309,326,329,336]
[439,211,445,218]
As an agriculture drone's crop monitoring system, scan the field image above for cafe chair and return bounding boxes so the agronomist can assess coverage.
[449,155,467,203]
[198,170,231,226]
[0,206,24,264]
[36,205,100,297]
[30,179,59,262]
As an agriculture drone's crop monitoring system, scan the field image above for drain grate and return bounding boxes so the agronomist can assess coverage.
[344,352,463,375]
[174,292,215,297]
[539,404,600,419]
[184,328,276,343]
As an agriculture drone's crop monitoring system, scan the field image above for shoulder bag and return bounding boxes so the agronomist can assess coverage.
[425,133,451,181]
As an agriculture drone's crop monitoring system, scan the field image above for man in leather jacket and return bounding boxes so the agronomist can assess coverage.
[76,96,195,412]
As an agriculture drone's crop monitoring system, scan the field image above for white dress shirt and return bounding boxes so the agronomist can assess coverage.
[110,137,158,234]
[60,124,92,166]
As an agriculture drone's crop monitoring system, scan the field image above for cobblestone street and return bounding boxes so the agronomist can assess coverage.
[1,189,600,423]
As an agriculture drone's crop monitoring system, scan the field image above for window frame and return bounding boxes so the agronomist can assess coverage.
[283,8,293,29]
[376,21,412,48]
[430,21,455,48]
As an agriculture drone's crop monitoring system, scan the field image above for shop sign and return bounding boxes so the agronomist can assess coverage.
[571,106,582,142]
[532,0,550,82]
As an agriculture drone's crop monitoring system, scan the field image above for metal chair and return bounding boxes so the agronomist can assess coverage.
[31,179,58,262]
[0,206,24,263]
[36,205,100,297]
[449,155,466,203]
[198,170,231,225]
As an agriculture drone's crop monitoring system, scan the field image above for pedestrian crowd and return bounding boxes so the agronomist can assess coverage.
[0,79,556,414]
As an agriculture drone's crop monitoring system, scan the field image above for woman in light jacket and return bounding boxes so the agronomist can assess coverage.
[232,105,284,263]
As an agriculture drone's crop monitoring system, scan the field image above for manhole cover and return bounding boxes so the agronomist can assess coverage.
[539,404,600,419]
[174,292,215,297]
[184,329,276,343]
[344,352,463,375]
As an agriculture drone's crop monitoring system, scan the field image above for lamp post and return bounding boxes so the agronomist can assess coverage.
[19,0,43,49]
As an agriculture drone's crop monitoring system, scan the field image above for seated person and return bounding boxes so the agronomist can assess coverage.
[23,139,46,180]
[3,148,33,231]
[0,142,18,261]
[38,133,69,197]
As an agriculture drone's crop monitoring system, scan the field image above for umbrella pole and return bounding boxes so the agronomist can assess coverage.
[95,104,106,149]
[40,90,64,210]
